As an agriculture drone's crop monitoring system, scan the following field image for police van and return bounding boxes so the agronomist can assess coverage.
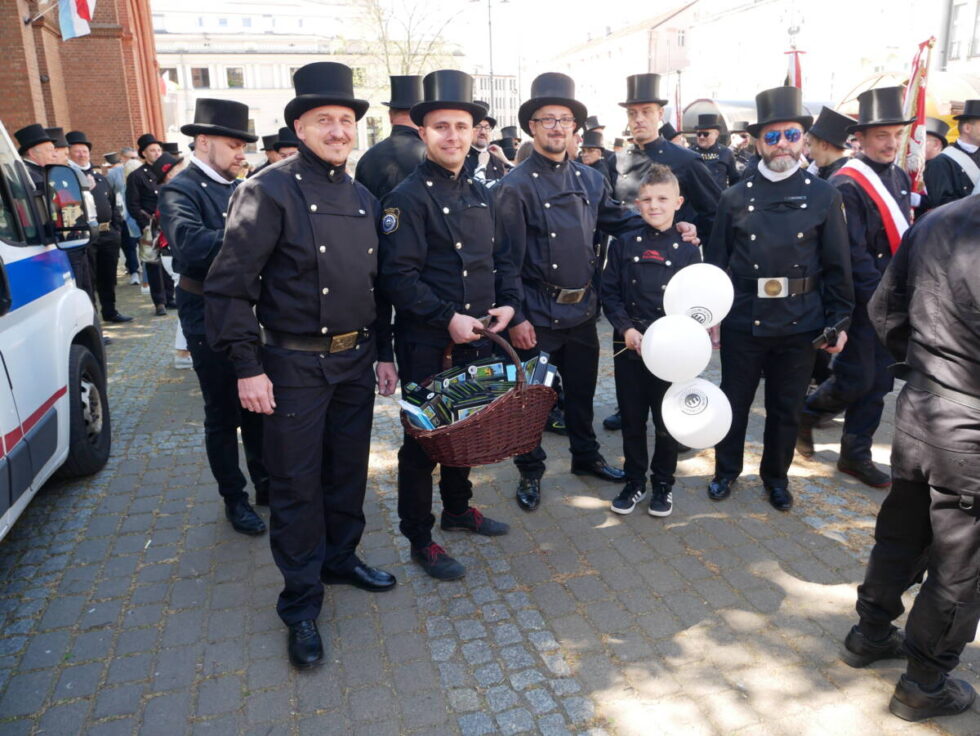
[0,122,111,541]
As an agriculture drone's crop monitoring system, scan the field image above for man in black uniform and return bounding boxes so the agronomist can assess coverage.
[495,73,677,512]
[921,99,979,212]
[585,115,618,189]
[578,130,612,187]
[730,120,754,173]
[615,74,722,240]
[841,194,980,722]
[705,86,853,511]
[160,98,268,537]
[354,75,426,200]
[464,102,509,184]
[248,134,280,178]
[804,107,854,180]
[692,114,739,189]
[273,126,300,158]
[205,62,397,669]
[67,130,132,324]
[15,124,56,187]
[379,70,518,580]
[798,87,914,487]
[914,118,950,218]
[127,132,174,314]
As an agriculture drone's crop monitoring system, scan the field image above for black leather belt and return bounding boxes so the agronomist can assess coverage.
[178,275,205,295]
[894,364,980,411]
[262,327,369,354]
[733,275,819,298]
[537,280,591,304]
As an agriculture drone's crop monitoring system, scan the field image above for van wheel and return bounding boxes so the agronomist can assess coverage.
[55,345,111,479]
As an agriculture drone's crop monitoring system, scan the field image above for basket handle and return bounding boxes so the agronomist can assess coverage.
[440,327,527,390]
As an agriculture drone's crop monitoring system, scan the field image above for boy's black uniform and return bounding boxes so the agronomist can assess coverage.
[602,225,701,513]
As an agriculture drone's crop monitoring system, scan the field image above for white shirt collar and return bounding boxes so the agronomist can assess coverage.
[191,154,234,184]
[958,140,979,154]
[757,158,800,182]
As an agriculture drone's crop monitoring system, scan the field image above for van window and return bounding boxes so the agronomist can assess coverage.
[0,145,41,245]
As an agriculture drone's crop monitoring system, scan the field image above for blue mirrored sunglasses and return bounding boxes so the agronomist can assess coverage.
[763,128,803,145]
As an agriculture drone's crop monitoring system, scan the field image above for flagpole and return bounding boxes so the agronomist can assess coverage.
[23,0,59,24]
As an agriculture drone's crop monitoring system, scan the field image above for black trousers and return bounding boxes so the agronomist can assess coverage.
[120,229,140,275]
[145,261,174,307]
[715,325,817,485]
[513,320,601,478]
[395,338,491,549]
[804,303,894,461]
[263,362,376,625]
[89,229,122,318]
[185,334,266,504]
[67,245,95,304]
[614,351,678,486]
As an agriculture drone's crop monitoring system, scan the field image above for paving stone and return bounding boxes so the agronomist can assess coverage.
[448,687,481,712]
[486,684,519,712]
[496,706,536,735]
[474,662,505,687]
[54,661,103,700]
[458,712,495,736]
[94,682,145,718]
[525,687,558,715]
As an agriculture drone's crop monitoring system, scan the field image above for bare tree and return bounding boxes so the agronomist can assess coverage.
[360,0,463,77]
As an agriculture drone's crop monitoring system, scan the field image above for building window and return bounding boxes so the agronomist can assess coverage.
[972,4,980,56]
[197,16,204,27]
[226,67,244,88]
[351,67,367,86]
[243,17,251,28]
[366,116,381,147]
[191,67,211,89]
[246,119,257,153]
[677,30,686,47]
[218,17,228,27]
[160,67,178,84]
[949,3,966,59]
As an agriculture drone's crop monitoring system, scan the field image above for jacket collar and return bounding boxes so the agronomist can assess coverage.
[298,142,348,183]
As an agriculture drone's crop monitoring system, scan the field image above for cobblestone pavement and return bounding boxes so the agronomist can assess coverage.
[0,283,978,736]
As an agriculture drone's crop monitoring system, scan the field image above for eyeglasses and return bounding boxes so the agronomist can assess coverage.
[695,131,712,137]
[474,123,492,131]
[762,128,803,145]
[531,116,577,130]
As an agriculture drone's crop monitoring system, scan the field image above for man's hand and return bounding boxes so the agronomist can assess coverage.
[824,330,847,354]
[509,321,537,350]
[676,221,700,247]
[487,305,515,333]
[488,144,509,164]
[449,313,484,344]
[709,325,721,350]
[238,374,275,415]
[375,361,398,396]
[623,327,643,353]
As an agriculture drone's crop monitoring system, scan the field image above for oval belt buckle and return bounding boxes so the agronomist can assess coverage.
[757,277,788,298]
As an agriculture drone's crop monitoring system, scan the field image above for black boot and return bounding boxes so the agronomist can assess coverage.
[840,625,905,668]
[516,475,540,512]
[890,675,976,722]
[838,434,891,488]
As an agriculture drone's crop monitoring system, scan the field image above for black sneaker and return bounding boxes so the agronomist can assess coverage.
[648,481,673,517]
[440,507,509,536]
[411,542,465,581]
[890,674,976,722]
[840,625,905,668]
[610,480,646,515]
[545,407,568,435]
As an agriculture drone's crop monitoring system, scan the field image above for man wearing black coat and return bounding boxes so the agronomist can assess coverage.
[804,107,855,181]
[205,63,397,670]
[691,114,739,189]
[127,132,174,313]
[354,75,426,200]
[920,100,980,212]
[159,98,268,538]
[841,194,980,723]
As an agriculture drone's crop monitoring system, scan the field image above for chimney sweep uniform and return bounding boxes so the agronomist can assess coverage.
[921,100,980,213]
[249,133,280,178]
[692,114,739,189]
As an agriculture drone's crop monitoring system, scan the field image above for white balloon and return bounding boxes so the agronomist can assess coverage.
[663,263,734,328]
[661,378,733,450]
[641,315,712,383]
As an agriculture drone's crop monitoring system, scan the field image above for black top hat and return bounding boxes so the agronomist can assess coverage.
[150,152,183,182]
[104,151,121,165]
[410,70,486,127]
[14,123,54,155]
[585,115,605,131]
[581,130,604,148]
[273,126,300,151]
[501,125,520,139]
[46,127,69,148]
[746,87,813,138]
[473,101,497,129]
[285,62,369,127]
[260,134,279,151]
[66,130,92,149]
[619,74,668,107]
[730,120,751,134]
[925,117,949,147]
[846,87,914,133]
[163,142,180,155]
[953,99,980,121]
[659,122,679,140]
[518,72,588,135]
[808,106,856,150]
[181,98,257,142]
[136,133,164,157]
[384,75,424,109]
[695,114,722,131]
[613,137,625,147]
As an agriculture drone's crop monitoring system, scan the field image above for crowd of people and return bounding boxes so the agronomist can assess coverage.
[13,60,980,722]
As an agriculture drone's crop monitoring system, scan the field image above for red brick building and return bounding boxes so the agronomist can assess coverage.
[1,0,164,158]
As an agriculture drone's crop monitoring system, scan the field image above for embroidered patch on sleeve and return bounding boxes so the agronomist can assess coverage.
[381,208,400,234]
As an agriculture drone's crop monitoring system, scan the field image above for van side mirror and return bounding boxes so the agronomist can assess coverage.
[44,164,91,249]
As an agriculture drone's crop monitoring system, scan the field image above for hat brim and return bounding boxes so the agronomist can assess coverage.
[180,123,259,143]
[952,113,980,121]
[746,116,813,138]
[482,116,498,129]
[926,131,949,148]
[285,95,370,127]
[845,118,915,134]
[618,98,669,108]
[518,97,588,135]
[138,139,165,157]
[152,156,184,180]
[410,101,488,127]
[17,135,55,155]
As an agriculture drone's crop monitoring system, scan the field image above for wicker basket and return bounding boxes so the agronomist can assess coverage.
[400,328,557,467]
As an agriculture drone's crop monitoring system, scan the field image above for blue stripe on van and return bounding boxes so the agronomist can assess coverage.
[6,249,72,310]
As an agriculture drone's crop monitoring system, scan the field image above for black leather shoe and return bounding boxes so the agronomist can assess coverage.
[838,456,892,488]
[571,456,625,482]
[441,507,509,536]
[104,312,133,323]
[154,304,167,316]
[516,475,540,512]
[765,483,793,511]
[602,410,622,431]
[224,500,266,535]
[322,564,396,592]
[840,625,905,668]
[796,412,817,458]
[707,476,736,501]
[287,620,324,669]
[890,674,976,722]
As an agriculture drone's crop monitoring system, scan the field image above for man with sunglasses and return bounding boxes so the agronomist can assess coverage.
[705,86,853,512]
[691,114,739,190]
[799,87,914,488]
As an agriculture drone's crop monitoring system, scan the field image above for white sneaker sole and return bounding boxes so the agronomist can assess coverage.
[648,506,673,517]
[610,503,636,515]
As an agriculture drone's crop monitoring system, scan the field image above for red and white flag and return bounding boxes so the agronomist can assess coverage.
[675,71,683,130]
[59,0,97,40]
[784,48,805,90]
[899,37,935,196]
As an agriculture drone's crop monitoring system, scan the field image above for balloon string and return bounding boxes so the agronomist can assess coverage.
[612,346,631,358]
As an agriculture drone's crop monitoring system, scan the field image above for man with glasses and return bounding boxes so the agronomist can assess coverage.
[705,86,853,512]
[692,114,739,189]
[464,104,509,184]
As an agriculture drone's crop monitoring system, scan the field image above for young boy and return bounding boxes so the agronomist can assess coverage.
[601,165,702,516]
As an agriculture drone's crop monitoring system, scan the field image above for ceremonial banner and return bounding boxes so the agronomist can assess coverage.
[784,48,805,90]
[899,37,935,195]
